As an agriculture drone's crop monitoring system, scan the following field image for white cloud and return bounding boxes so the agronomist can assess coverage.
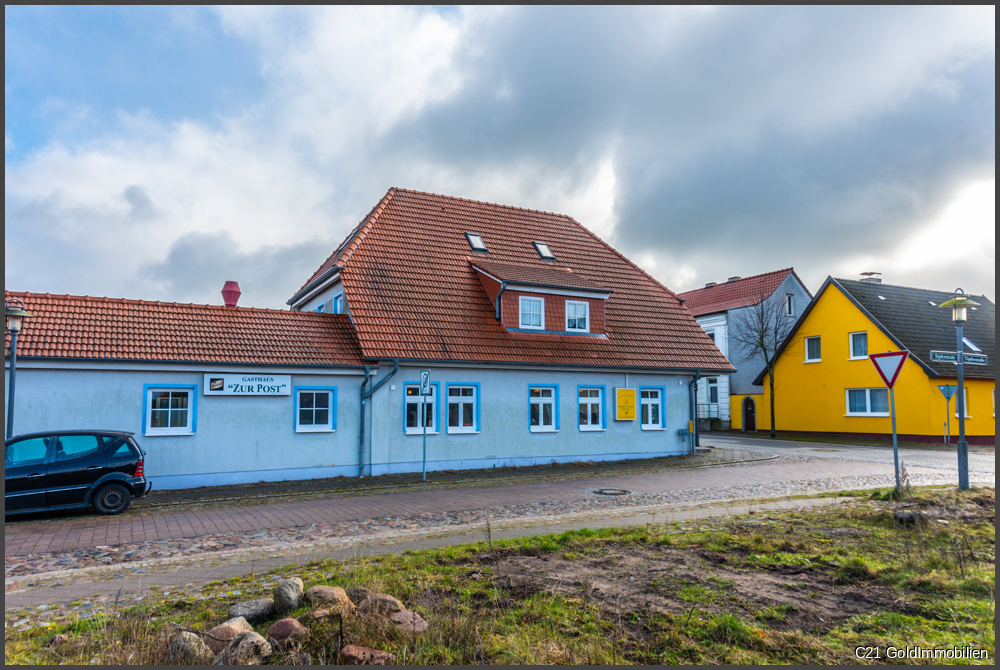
[4,6,995,306]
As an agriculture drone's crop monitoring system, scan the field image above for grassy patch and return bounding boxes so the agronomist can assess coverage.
[5,487,994,665]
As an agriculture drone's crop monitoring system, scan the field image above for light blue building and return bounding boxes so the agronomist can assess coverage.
[6,189,733,490]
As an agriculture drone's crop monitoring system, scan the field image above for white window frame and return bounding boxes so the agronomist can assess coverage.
[565,300,590,333]
[956,388,972,419]
[705,330,716,343]
[707,377,719,405]
[529,386,558,433]
[805,336,821,363]
[640,389,664,431]
[519,296,545,330]
[296,388,335,433]
[578,387,604,432]
[845,388,890,417]
[145,386,195,436]
[404,384,439,435]
[849,331,869,360]
[446,385,479,434]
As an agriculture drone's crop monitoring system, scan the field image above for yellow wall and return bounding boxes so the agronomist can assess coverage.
[749,285,995,440]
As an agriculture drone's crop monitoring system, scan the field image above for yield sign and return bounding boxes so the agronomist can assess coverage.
[869,351,910,390]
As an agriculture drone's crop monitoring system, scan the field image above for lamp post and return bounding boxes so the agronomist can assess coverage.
[5,298,33,441]
[939,290,980,491]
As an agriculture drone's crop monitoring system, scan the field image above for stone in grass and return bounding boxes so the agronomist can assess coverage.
[893,510,930,526]
[391,609,429,634]
[167,632,214,665]
[344,586,372,607]
[358,593,404,616]
[212,631,272,666]
[227,599,275,625]
[338,644,396,666]
[204,617,255,655]
[45,634,70,648]
[305,585,355,616]
[273,577,305,615]
[268,618,309,650]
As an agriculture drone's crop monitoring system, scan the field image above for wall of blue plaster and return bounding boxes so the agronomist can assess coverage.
[5,365,365,490]
[7,363,696,489]
[366,365,693,476]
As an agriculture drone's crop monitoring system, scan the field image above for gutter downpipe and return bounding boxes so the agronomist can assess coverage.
[358,359,399,478]
[688,370,701,456]
[495,281,507,320]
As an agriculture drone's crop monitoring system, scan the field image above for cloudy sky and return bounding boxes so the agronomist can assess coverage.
[5,6,995,309]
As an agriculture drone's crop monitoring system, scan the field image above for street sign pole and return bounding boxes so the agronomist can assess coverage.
[869,351,909,494]
[956,326,969,490]
[420,369,431,482]
[890,386,900,492]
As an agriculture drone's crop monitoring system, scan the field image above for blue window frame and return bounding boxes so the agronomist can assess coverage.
[576,385,607,431]
[142,384,198,436]
[403,382,440,434]
[332,292,344,314]
[528,384,560,433]
[639,386,667,430]
[294,387,337,432]
[445,383,481,434]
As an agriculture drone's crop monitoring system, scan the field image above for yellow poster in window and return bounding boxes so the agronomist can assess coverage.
[616,388,637,421]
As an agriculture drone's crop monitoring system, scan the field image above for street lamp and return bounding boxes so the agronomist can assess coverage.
[6,298,33,440]
[939,289,980,491]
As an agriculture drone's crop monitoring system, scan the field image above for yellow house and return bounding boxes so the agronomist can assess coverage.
[731,277,995,445]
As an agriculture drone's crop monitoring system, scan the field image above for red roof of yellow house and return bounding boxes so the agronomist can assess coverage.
[678,268,808,317]
[4,291,364,366]
[297,187,733,371]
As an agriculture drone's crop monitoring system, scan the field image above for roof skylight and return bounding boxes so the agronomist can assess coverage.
[533,241,556,260]
[465,232,488,253]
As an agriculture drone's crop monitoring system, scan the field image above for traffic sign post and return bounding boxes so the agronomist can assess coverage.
[869,351,909,492]
[420,369,431,481]
[937,385,958,445]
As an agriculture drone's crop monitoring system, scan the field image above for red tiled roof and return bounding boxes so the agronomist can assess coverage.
[315,188,733,371]
[4,292,364,366]
[677,269,806,317]
[471,260,610,293]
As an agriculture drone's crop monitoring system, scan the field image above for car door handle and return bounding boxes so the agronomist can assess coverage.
[27,473,44,480]
[87,466,104,472]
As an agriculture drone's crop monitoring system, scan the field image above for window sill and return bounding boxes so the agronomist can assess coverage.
[405,430,440,436]
[144,431,194,437]
[530,427,558,433]
[447,429,480,435]
[641,426,666,432]
[804,360,821,364]
[296,428,335,434]
[844,414,890,418]
[579,427,606,432]
[848,357,868,361]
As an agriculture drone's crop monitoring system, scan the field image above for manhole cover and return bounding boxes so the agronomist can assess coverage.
[594,488,631,497]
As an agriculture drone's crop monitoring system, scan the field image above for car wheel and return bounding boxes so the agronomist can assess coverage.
[93,483,131,515]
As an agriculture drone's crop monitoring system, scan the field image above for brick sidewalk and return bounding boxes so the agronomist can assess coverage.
[3,456,893,558]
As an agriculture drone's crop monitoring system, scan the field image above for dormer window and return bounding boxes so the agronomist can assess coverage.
[566,301,589,332]
[519,297,544,329]
[533,241,555,260]
[466,232,488,253]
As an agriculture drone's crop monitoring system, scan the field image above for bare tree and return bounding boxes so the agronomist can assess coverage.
[729,287,795,439]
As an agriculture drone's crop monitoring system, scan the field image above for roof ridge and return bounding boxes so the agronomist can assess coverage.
[340,187,397,268]
[3,290,350,317]
[835,278,994,302]
[677,267,793,297]
[394,187,574,220]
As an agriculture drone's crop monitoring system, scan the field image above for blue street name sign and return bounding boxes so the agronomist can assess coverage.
[930,351,988,366]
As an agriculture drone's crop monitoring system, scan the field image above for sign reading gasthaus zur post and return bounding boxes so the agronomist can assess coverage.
[204,374,291,396]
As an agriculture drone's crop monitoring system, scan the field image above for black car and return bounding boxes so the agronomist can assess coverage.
[5,430,151,516]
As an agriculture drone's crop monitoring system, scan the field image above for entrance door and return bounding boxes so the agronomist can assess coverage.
[743,397,757,433]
